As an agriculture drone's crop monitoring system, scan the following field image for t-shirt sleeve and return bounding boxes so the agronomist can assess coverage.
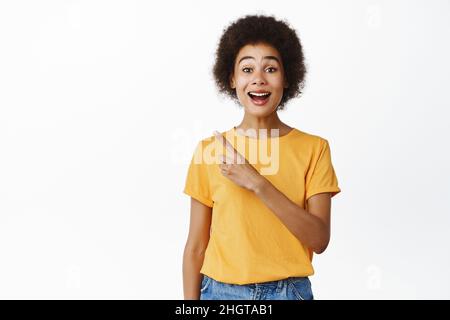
[183,141,214,207]
[305,139,341,201]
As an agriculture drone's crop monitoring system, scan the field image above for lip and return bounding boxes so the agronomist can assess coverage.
[247,91,271,106]
[248,90,271,94]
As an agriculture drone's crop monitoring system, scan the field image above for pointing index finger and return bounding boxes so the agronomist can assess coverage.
[213,130,248,164]
[214,130,237,162]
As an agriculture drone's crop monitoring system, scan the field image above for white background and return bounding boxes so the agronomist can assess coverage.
[1,0,449,299]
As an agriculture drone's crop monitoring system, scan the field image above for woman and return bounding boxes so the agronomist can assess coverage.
[182,14,341,300]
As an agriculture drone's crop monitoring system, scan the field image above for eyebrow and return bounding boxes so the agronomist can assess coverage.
[238,55,280,65]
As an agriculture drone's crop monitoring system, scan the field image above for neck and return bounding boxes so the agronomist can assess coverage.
[236,112,285,131]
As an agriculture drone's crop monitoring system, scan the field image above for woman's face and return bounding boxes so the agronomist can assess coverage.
[230,42,288,116]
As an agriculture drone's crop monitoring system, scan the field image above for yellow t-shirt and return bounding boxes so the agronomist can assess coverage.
[183,127,341,285]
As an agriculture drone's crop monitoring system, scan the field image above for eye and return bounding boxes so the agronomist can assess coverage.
[241,67,277,73]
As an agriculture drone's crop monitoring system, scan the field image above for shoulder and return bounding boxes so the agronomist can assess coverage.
[292,128,330,149]
[198,134,217,146]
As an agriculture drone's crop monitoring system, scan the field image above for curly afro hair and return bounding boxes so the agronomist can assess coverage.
[212,14,307,110]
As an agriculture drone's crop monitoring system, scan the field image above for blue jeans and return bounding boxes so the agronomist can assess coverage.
[199,274,314,300]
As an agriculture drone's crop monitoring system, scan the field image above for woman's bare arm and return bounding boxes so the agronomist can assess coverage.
[182,197,212,299]
[254,179,332,254]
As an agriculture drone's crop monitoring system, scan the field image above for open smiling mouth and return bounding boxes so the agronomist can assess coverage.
[247,91,271,106]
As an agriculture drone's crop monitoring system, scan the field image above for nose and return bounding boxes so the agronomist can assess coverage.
[252,69,267,86]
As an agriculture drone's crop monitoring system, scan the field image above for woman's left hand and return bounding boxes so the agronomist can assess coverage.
[213,130,266,193]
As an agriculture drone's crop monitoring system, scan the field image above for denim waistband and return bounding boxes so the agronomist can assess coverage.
[205,274,309,288]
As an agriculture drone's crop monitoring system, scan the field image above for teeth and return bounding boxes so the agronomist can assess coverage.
[249,92,270,96]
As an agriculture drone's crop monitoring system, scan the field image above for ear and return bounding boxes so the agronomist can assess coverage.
[284,78,289,89]
[229,73,235,89]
